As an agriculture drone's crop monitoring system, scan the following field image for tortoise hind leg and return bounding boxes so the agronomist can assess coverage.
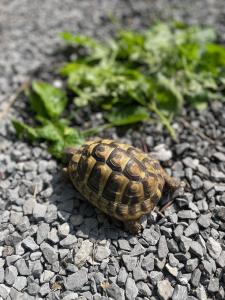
[124,220,142,234]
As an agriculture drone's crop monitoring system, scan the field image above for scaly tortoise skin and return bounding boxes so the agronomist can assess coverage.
[65,139,180,233]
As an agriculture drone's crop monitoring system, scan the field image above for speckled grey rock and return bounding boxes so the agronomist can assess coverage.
[65,269,88,291]
[142,227,160,245]
[141,253,154,271]
[191,268,201,288]
[94,244,111,261]
[133,266,147,281]
[122,255,137,272]
[15,259,30,276]
[158,235,169,259]
[4,265,18,285]
[136,281,152,298]
[0,284,10,298]
[36,223,50,244]
[40,242,58,264]
[184,222,199,237]
[208,277,220,293]
[117,267,128,286]
[106,281,125,300]
[125,277,138,300]
[22,236,39,251]
[33,203,47,220]
[206,237,222,259]
[190,241,203,258]
[157,280,174,300]
[74,240,93,267]
[172,285,188,300]
[13,276,27,291]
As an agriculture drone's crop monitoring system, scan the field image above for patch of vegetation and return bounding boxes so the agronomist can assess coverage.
[13,22,225,159]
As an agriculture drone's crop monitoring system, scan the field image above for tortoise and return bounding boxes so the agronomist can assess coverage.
[64,139,180,234]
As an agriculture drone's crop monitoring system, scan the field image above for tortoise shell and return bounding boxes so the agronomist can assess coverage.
[66,139,179,229]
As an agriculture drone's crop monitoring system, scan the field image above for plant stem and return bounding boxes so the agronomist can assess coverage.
[149,103,177,140]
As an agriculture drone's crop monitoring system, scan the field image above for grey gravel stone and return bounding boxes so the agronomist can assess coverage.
[191,268,201,288]
[40,242,58,264]
[15,259,30,276]
[6,254,20,266]
[36,223,50,244]
[186,258,198,272]
[216,250,225,267]
[168,253,179,267]
[118,239,131,251]
[167,239,179,253]
[191,175,203,190]
[197,214,211,228]
[190,241,203,258]
[22,236,39,251]
[213,152,225,162]
[206,237,222,259]
[157,279,174,300]
[142,227,160,245]
[40,270,54,283]
[32,260,43,277]
[179,236,192,252]
[65,269,88,291]
[130,243,146,256]
[13,276,27,291]
[149,271,163,285]
[74,240,93,268]
[158,235,169,259]
[141,253,154,271]
[217,206,225,222]
[106,281,125,300]
[27,280,40,295]
[0,284,10,298]
[39,283,51,296]
[60,234,77,248]
[48,228,59,244]
[33,203,47,220]
[122,255,137,272]
[125,277,138,300]
[58,223,70,237]
[136,281,152,298]
[16,216,30,232]
[30,251,42,261]
[133,266,147,281]
[178,210,197,219]
[117,267,128,286]
[0,268,4,283]
[5,265,18,285]
[208,277,220,292]
[184,222,199,237]
[165,263,178,277]
[172,285,188,300]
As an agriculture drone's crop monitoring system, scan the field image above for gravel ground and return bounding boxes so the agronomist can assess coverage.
[1,1,225,300]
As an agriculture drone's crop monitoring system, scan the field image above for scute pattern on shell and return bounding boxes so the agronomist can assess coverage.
[67,139,170,221]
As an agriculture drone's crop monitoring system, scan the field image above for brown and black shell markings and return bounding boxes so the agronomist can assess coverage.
[67,139,179,225]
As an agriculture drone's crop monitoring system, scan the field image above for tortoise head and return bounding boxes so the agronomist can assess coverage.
[63,147,78,164]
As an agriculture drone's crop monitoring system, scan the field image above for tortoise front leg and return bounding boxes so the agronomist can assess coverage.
[163,170,181,191]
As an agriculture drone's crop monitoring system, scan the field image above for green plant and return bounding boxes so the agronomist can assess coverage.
[13,22,225,159]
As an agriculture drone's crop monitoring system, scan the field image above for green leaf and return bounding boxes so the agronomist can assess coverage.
[60,32,98,48]
[12,120,38,140]
[31,81,67,118]
[105,106,149,126]
[155,74,183,113]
